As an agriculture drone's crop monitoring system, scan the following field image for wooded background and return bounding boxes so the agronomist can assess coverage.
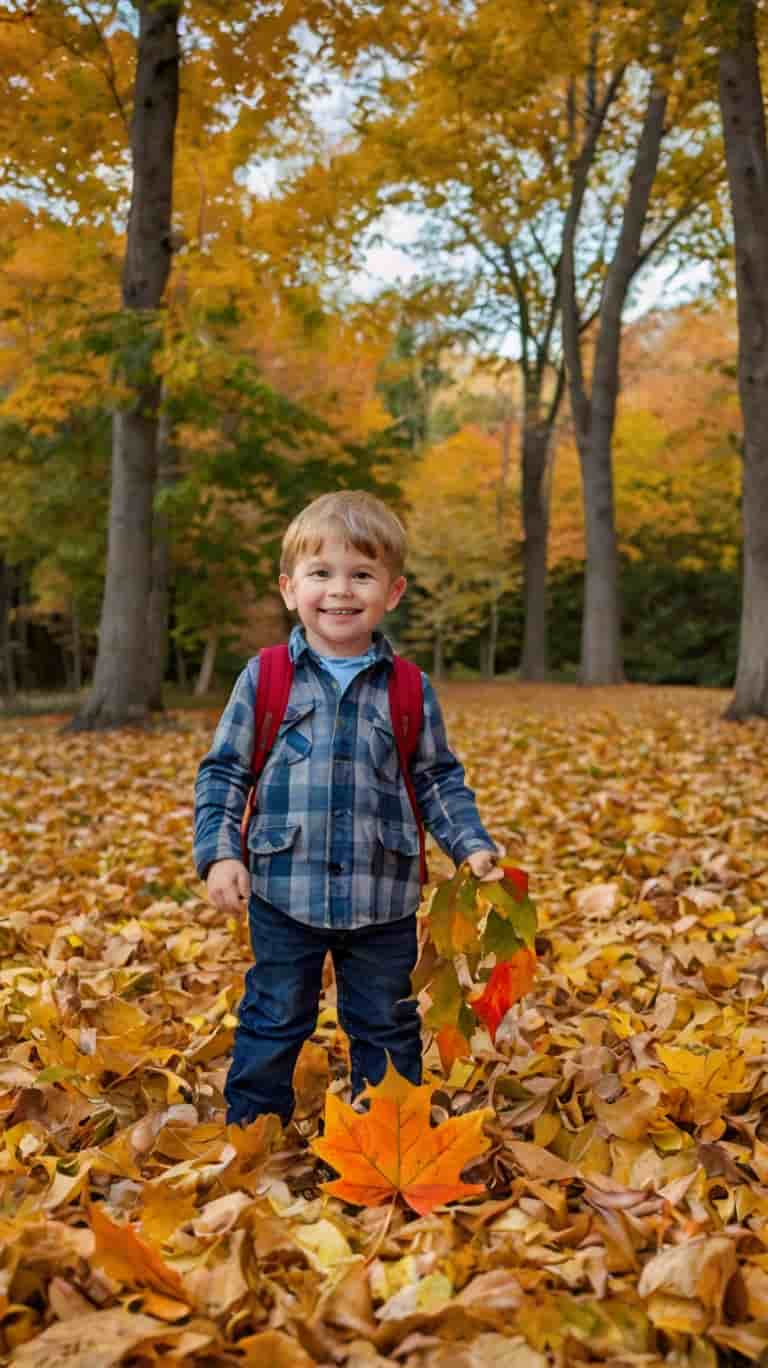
[0,0,766,723]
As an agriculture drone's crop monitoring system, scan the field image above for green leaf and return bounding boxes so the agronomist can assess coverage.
[458,1000,476,1044]
[482,908,525,959]
[481,885,537,947]
[423,960,463,1029]
[36,1065,83,1085]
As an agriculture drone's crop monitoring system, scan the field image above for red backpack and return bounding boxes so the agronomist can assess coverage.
[239,645,428,883]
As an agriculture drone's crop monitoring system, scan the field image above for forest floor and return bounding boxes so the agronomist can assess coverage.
[1,684,767,1366]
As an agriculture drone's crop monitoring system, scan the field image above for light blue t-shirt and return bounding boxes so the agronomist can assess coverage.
[316,647,377,695]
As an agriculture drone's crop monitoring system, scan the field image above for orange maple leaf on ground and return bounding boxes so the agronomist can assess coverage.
[311,1058,493,1216]
[470,948,537,1042]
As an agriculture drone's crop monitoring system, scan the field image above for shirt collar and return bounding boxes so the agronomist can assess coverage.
[288,624,394,668]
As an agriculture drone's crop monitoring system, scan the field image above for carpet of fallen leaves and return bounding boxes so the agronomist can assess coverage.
[2,683,768,1367]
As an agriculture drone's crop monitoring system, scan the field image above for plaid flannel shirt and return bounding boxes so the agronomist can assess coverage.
[193,626,497,929]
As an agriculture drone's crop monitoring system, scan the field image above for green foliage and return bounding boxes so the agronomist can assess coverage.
[485,547,740,686]
[163,357,404,654]
[0,409,109,631]
[376,324,450,449]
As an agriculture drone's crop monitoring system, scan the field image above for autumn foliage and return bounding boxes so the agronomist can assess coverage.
[2,684,768,1362]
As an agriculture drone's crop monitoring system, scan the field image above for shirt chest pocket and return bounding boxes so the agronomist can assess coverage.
[369,719,401,786]
[271,699,314,766]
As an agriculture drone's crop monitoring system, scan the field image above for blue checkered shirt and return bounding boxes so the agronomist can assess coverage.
[193,626,497,929]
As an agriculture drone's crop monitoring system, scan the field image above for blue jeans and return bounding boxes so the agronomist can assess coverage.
[225,895,423,1125]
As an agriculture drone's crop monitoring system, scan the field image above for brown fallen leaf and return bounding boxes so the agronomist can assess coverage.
[236,1328,316,1366]
[503,1141,577,1182]
[10,1308,164,1367]
[638,1235,737,1314]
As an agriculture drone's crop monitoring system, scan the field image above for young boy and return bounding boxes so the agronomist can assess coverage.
[194,490,501,1127]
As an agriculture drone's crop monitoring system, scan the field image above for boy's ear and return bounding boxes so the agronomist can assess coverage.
[279,573,297,611]
[386,575,407,612]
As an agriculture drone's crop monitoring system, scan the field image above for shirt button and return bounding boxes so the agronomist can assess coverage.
[329,862,343,875]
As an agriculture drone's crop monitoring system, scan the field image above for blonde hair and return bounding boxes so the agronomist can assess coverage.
[280,491,407,576]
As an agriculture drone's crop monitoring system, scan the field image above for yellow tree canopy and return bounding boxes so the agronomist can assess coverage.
[403,425,518,661]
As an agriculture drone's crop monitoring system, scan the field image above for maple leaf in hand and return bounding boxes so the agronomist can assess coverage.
[470,948,537,1042]
[311,1057,493,1216]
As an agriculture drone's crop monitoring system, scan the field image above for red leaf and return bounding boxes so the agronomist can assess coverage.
[470,948,537,1041]
[501,865,529,900]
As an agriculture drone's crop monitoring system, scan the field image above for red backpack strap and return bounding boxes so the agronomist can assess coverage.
[240,644,293,865]
[388,655,428,885]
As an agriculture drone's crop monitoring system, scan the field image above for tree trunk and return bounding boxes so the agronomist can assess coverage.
[73,3,180,729]
[16,573,31,689]
[563,67,671,685]
[484,404,515,680]
[0,561,16,700]
[146,407,175,711]
[486,605,498,680]
[519,421,552,681]
[195,631,219,696]
[71,598,82,693]
[176,642,188,690]
[718,0,768,719]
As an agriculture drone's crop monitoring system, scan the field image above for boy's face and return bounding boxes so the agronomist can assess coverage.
[279,534,406,658]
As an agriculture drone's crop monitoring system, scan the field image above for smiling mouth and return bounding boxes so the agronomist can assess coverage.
[320,609,362,615]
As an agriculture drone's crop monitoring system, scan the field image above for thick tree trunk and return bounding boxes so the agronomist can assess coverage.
[583,83,670,684]
[146,409,175,711]
[719,0,768,719]
[519,422,552,681]
[73,3,180,729]
[563,70,671,685]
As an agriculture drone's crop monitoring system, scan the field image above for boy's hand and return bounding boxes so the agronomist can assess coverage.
[466,850,504,883]
[206,859,250,912]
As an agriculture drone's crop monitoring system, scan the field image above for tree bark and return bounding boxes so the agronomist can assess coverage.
[73,3,180,729]
[146,407,175,711]
[561,64,624,686]
[195,631,219,696]
[562,51,674,684]
[584,85,670,683]
[718,0,768,719]
[519,420,552,680]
